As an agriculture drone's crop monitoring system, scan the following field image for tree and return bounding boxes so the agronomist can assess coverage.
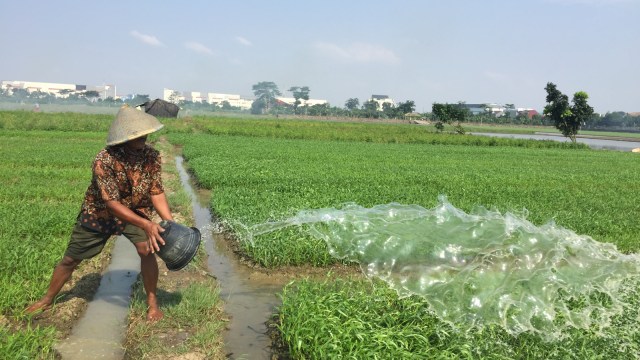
[432,103,468,133]
[288,86,310,115]
[169,91,181,104]
[84,90,101,102]
[308,103,330,116]
[345,98,360,114]
[55,89,74,99]
[362,100,380,118]
[396,100,416,115]
[543,82,594,143]
[220,100,234,110]
[250,99,266,115]
[252,81,281,114]
[600,111,627,127]
[571,91,594,129]
[128,94,150,106]
[11,88,29,102]
[382,102,397,118]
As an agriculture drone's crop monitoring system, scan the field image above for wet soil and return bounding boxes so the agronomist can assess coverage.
[122,257,224,360]
[26,244,113,340]
[221,229,361,282]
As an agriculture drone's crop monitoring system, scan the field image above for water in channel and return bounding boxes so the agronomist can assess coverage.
[175,156,285,359]
[55,237,139,359]
[473,132,640,151]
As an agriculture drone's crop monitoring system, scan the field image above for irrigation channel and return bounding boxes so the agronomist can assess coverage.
[474,132,640,151]
[174,156,286,359]
[53,136,639,359]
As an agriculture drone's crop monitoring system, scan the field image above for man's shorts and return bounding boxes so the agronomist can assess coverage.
[64,221,147,260]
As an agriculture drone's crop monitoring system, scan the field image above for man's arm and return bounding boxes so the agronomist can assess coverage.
[105,200,166,253]
[151,192,173,222]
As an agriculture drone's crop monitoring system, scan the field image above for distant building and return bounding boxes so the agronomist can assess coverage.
[456,103,538,118]
[163,88,254,110]
[183,91,205,103]
[517,108,539,119]
[457,103,489,116]
[1,80,116,99]
[163,88,184,103]
[370,95,395,108]
[207,93,253,109]
[275,97,328,107]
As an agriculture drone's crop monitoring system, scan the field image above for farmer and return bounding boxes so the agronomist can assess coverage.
[26,105,172,321]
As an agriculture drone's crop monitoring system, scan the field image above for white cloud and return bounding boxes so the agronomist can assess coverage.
[184,41,214,55]
[130,31,164,47]
[235,36,252,46]
[314,42,400,64]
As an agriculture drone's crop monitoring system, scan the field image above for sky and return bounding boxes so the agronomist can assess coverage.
[1,0,638,114]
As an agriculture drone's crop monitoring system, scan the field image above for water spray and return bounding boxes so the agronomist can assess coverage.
[244,195,640,340]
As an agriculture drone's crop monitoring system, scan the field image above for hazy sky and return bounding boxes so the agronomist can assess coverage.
[1,0,638,113]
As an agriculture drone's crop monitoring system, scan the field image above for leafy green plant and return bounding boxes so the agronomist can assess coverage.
[170,132,639,268]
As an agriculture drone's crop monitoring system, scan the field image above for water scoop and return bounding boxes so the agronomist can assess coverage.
[156,220,201,271]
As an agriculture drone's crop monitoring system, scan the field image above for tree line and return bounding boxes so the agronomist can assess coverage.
[2,82,638,135]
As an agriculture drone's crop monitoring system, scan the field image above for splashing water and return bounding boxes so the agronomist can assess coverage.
[245,196,640,340]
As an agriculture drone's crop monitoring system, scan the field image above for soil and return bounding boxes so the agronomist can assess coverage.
[25,243,113,339]
[122,256,224,360]
[217,229,362,281]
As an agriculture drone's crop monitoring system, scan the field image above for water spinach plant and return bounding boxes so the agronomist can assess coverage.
[167,116,640,359]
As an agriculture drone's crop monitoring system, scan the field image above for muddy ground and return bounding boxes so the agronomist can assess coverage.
[26,244,113,339]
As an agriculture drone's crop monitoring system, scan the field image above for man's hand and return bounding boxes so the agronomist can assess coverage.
[143,221,166,253]
[105,200,168,253]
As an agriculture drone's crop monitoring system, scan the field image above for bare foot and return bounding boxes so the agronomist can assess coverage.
[25,300,51,314]
[147,307,164,322]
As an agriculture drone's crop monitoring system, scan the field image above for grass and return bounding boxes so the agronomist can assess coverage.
[0,122,221,358]
[0,129,104,358]
[163,116,588,149]
[0,130,104,309]
[170,132,639,268]
[126,279,225,359]
[168,116,640,358]
[3,111,639,358]
[276,277,640,359]
[0,325,57,360]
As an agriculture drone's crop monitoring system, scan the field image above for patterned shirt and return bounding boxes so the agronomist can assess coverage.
[78,144,164,234]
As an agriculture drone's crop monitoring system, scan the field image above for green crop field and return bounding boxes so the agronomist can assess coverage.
[170,131,639,266]
[167,116,640,359]
[0,129,105,357]
[2,111,639,359]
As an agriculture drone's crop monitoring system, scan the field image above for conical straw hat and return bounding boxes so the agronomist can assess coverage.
[106,105,164,146]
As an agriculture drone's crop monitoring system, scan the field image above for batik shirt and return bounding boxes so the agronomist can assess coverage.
[78,144,164,235]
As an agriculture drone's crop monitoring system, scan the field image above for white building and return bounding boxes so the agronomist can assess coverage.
[163,88,254,110]
[183,91,205,103]
[276,97,328,107]
[207,93,253,109]
[370,94,395,108]
[1,80,116,99]
[163,88,184,103]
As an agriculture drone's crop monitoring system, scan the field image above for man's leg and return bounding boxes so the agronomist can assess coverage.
[26,222,108,314]
[26,256,83,313]
[134,242,164,321]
